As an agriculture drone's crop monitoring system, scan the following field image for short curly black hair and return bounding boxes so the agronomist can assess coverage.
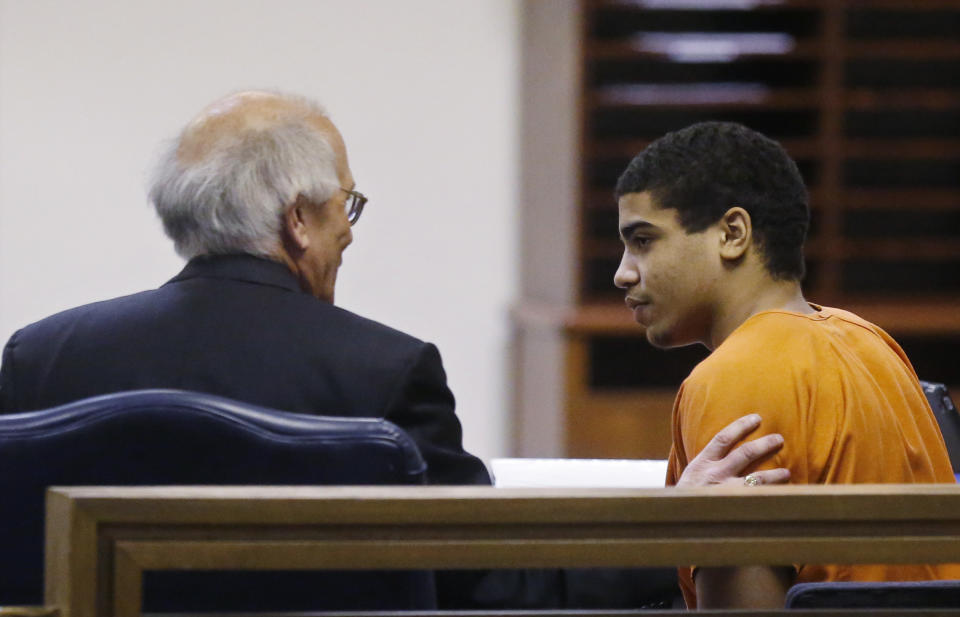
[615,121,809,281]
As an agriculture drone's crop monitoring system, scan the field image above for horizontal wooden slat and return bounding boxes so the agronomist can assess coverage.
[588,0,825,10]
[582,188,829,208]
[842,139,960,158]
[846,89,960,111]
[47,484,960,587]
[845,0,960,9]
[566,388,676,458]
[840,298,960,336]
[589,40,960,62]
[586,39,960,63]
[513,301,638,335]
[589,0,960,11]
[588,40,821,61]
[846,40,960,59]
[588,137,820,158]
[590,87,820,110]
[844,189,960,209]
[590,90,960,111]
[807,238,960,261]
[48,482,960,529]
[52,486,960,614]
[590,139,960,159]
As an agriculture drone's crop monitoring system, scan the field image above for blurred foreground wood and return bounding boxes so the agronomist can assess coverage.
[44,484,960,616]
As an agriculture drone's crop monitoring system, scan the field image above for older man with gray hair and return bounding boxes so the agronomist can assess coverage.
[0,90,786,609]
[151,92,357,301]
[1,90,492,486]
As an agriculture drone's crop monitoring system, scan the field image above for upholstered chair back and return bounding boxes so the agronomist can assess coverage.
[0,389,432,611]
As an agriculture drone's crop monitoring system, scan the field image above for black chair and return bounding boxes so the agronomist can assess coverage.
[921,380,960,476]
[786,580,960,609]
[0,389,433,612]
[784,380,960,609]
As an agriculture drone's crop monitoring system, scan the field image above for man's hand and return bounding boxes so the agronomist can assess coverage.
[676,414,790,487]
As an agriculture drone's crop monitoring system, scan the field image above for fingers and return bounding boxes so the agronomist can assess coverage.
[676,414,788,488]
[723,433,785,475]
[722,468,791,487]
[698,413,762,461]
[753,468,791,484]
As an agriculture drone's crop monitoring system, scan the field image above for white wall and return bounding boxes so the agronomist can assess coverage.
[0,0,519,464]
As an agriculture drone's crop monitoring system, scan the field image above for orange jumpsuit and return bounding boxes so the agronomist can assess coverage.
[665,305,960,608]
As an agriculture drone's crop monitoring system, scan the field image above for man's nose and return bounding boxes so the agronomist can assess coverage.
[613,251,638,289]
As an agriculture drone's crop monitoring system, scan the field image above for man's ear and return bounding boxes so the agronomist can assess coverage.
[718,206,751,261]
[282,195,312,252]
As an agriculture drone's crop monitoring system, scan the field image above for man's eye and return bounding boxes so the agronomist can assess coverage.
[632,236,652,248]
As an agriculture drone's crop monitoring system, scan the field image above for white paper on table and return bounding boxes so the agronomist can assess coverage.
[490,458,668,488]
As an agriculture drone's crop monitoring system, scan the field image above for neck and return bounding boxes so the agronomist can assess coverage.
[708,276,811,350]
[272,246,307,292]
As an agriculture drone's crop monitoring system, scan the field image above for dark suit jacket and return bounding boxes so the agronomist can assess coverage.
[0,254,488,486]
[0,253,677,609]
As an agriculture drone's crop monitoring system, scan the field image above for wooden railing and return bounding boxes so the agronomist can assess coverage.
[42,484,960,616]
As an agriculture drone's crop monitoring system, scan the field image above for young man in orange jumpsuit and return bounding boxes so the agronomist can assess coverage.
[613,121,959,609]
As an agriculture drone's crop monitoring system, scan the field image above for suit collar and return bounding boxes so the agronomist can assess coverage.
[166,254,304,293]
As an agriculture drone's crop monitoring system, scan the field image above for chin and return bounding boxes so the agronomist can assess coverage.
[645,326,671,349]
[646,324,694,350]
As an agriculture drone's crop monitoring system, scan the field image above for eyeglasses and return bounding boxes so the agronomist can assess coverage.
[341,188,367,225]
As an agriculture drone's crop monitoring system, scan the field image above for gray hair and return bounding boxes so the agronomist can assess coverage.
[149,98,339,259]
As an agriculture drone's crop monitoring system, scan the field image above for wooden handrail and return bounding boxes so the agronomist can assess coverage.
[0,609,58,617]
[44,484,960,617]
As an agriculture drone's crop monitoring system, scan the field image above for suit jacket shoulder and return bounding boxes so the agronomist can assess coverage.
[0,255,489,485]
